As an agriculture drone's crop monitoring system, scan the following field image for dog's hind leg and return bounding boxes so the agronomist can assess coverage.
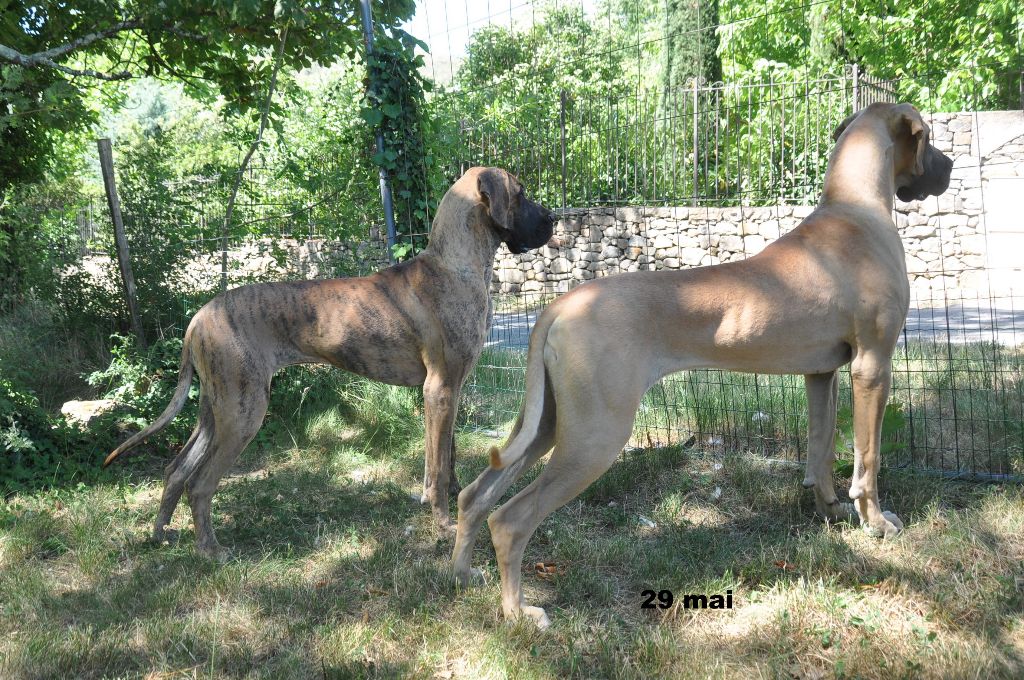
[184,378,270,560]
[803,371,855,523]
[487,374,644,628]
[452,389,556,586]
[153,395,215,544]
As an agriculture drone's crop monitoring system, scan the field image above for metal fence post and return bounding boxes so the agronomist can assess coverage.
[692,79,700,204]
[360,0,398,263]
[560,89,568,210]
[851,62,860,112]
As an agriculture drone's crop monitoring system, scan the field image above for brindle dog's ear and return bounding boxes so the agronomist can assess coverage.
[832,111,860,142]
[896,104,928,175]
[477,168,513,231]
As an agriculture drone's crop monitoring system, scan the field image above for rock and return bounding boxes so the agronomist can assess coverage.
[760,219,780,236]
[615,207,643,222]
[653,234,675,250]
[719,234,743,252]
[61,399,116,427]
[744,235,766,254]
[905,254,928,274]
[680,247,706,266]
[941,213,968,227]
[962,254,985,269]
[906,224,936,239]
[550,257,572,274]
[500,269,525,284]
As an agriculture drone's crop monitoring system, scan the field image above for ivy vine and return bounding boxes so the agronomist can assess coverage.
[360,28,436,260]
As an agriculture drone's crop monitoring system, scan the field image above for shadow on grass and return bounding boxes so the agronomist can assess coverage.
[489,445,1024,674]
[4,434,1022,678]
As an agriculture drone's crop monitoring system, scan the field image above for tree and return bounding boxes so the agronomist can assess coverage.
[718,0,1024,110]
[0,0,416,305]
[662,0,722,91]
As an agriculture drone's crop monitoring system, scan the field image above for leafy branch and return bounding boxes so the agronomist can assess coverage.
[360,29,435,258]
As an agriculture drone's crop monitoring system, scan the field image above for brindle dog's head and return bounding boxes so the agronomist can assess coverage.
[832,103,953,203]
[475,167,556,253]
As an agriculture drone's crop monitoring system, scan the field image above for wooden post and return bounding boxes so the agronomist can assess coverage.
[97,138,147,350]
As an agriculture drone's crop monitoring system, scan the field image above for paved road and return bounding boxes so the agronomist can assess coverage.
[487,297,1024,350]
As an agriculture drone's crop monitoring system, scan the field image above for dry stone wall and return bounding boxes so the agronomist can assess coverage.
[492,112,1024,299]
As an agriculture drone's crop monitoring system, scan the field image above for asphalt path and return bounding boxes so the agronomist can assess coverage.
[486,296,1024,350]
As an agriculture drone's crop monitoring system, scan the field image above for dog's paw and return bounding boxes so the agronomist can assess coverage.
[152,526,180,546]
[816,498,856,524]
[863,512,903,540]
[454,567,486,588]
[436,519,457,537]
[827,501,857,523]
[882,511,904,537]
[519,605,551,630]
[197,543,232,563]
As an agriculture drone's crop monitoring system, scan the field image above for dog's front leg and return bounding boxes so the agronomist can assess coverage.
[422,372,460,532]
[848,351,903,538]
[803,371,855,523]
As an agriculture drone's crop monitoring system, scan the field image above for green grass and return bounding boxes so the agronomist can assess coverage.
[465,341,1024,478]
[2,388,1023,678]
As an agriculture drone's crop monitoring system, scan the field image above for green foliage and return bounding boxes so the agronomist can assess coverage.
[86,335,198,449]
[442,1,632,207]
[720,0,1024,111]
[1,0,418,306]
[0,0,417,179]
[663,0,722,90]
[0,374,109,495]
[0,298,109,411]
[362,28,441,255]
[833,402,908,476]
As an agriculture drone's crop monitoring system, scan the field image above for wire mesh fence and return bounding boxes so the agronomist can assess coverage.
[408,0,1024,481]
[25,0,1023,481]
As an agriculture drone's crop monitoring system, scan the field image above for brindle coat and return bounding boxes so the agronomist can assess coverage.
[104,167,555,559]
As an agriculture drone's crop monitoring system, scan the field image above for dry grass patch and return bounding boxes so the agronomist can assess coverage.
[1,424,1022,678]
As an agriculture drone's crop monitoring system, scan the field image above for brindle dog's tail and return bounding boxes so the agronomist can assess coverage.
[489,311,557,470]
[102,340,195,467]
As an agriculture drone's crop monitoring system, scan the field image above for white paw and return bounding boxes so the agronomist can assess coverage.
[520,605,551,630]
[832,502,857,522]
[882,511,904,534]
[862,512,903,539]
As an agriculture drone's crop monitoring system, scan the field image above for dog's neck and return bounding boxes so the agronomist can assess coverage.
[423,189,502,281]
[820,122,897,216]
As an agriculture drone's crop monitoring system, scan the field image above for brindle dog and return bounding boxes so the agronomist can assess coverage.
[104,167,555,559]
